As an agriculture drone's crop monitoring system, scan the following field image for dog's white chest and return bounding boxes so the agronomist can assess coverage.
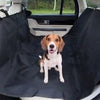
[48,59,57,67]
[44,53,62,68]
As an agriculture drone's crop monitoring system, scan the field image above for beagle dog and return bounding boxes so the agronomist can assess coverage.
[39,34,65,84]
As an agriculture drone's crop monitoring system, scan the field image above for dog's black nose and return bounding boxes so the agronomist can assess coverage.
[50,44,54,48]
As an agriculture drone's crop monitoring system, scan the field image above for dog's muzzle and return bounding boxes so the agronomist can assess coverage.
[48,42,57,54]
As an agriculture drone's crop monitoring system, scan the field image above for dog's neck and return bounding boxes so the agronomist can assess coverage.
[48,50,58,59]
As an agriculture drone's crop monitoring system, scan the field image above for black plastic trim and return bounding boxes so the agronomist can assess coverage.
[33,28,67,31]
[74,0,79,17]
[60,0,64,14]
[29,14,76,25]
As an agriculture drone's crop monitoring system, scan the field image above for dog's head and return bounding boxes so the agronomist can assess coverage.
[41,34,65,54]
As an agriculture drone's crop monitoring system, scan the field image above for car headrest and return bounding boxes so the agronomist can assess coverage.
[8,0,23,15]
[11,0,23,4]
[0,0,5,7]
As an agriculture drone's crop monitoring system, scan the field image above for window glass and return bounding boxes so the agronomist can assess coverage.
[5,0,11,6]
[27,0,75,15]
[86,0,100,8]
[5,0,11,10]
[63,0,75,14]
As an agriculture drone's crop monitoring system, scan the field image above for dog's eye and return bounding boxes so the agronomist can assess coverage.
[47,38,50,41]
[55,39,59,42]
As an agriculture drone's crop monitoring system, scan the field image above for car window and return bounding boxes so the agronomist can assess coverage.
[6,0,11,8]
[86,0,100,8]
[26,0,75,15]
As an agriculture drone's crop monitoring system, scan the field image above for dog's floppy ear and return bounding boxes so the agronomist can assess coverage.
[58,36,65,53]
[41,36,47,51]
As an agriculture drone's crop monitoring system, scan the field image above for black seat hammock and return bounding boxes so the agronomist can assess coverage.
[0,8,100,100]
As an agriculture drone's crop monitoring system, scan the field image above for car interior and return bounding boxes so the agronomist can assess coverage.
[0,0,100,100]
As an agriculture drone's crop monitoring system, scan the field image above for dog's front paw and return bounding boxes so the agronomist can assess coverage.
[44,79,48,84]
[60,77,65,83]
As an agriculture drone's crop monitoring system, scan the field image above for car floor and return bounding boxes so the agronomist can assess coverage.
[21,84,100,100]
